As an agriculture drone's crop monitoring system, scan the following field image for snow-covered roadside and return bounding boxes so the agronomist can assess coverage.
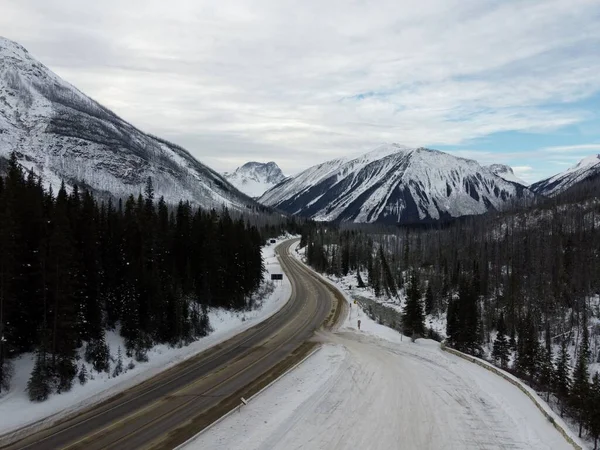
[290,244,448,338]
[186,256,579,450]
[0,237,295,437]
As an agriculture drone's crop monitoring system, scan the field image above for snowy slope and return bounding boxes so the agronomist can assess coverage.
[0,36,257,210]
[260,144,533,224]
[531,154,600,197]
[184,312,576,450]
[487,164,527,186]
[260,156,349,209]
[223,161,285,198]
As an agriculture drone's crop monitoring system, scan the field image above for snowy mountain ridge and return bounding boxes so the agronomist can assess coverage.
[0,36,257,210]
[260,144,533,224]
[223,161,285,198]
[487,164,527,186]
[531,154,600,197]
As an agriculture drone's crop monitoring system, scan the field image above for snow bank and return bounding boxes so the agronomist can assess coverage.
[0,237,294,438]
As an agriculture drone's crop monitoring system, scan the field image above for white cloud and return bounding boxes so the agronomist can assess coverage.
[543,144,600,153]
[1,0,600,176]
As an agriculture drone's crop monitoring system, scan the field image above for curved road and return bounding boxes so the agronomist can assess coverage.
[1,239,341,450]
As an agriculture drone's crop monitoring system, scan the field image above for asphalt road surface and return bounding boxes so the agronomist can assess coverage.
[1,239,339,450]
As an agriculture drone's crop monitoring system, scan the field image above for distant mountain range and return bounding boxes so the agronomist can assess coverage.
[259,144,533,224]
[3,36,599,225]
[0,36,258,211]
[223,161,285,197]
[531,154,600,197]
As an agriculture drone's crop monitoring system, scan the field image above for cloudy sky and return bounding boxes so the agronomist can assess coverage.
[2,0,600,182]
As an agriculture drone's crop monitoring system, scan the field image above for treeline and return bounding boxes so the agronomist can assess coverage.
[0,153,266,401]
[301,192,600,446]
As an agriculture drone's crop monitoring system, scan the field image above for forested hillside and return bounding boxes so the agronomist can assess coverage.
[301,186,600,445]
[0,152,271,402]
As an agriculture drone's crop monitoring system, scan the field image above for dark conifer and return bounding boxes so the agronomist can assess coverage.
[554,340,571,417]
[402,271,425,340]
[356,269,366,288]
[425,285,434,316]
[588,373,600,450]
[28,351,51,402]
[78,364,88,385]
[112,346,124,377]
[571,318,590,437]
[446,296,458,347]
[49,182,78,392]
[537,323,554,401]
[515,314,539,383]
[492,313,510,368]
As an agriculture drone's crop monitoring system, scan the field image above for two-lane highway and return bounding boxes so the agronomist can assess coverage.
[1,239,343,450]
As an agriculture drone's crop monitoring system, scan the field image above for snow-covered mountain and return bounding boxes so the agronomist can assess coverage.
[487,164,527,186]
[0,37,257,210]
[259,144,533,224]
[223,161,285,197]
[530,154,600,197]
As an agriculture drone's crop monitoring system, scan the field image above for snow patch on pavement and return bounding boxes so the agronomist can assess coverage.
[0,238,294,437]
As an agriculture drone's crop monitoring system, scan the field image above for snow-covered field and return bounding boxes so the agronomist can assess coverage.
[0,238,294,437]
[184,282,580,450]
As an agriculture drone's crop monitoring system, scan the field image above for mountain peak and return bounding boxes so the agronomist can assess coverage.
[260,145,533,224]
[224,161,285,198]
[487,164,527,186]
[0,36,29,58]
[574,154,600,170]
[363,143,414,160]
[0,37,257,211]
[532,153,600,196]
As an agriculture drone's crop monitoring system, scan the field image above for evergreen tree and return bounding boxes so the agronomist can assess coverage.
[554,340,571,417]
[448,277,480,355]
[49,182,78,393]
[509,327,517,353]
[515,314,539,383]
[588,373,600,450]
[370,255,382,297]
[492,313,510,368]
[402,271,425,339]
[446,296,458,348]
[112,346,124,378]
[356,269,366,289]
[85,335,110,373]
[571,320,590,437]
[28,351,51,402]
[537,324,554,401]
[424,285,434,316]
[461,277,480,356]
[379,247,397,298]
[341,240,350,276]
[78,364,88,385]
